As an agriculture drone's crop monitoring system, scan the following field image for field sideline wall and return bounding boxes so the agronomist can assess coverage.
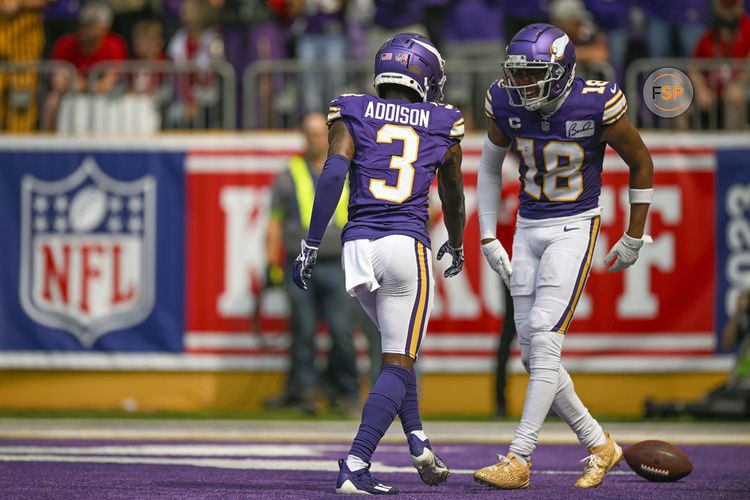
[0,132,747,417]
[0,370,729,417]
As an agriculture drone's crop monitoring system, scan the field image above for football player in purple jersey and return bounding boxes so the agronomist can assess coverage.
[292,33,466,494]
[474,23,654,490]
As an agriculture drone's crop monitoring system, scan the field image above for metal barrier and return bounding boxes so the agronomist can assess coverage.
[242,58,615,130]
[4,56,682,134]
[0,60,78,132]
[243,59,371,130]
[86,60,237,133]
[626,57,750,130]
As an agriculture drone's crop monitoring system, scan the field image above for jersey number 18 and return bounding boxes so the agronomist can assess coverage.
[516,138,584,202]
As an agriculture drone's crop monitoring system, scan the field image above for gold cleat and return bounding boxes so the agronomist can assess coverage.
[574,432,623,488]
[473,453,531,489]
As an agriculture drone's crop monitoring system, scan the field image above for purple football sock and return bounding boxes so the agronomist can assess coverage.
[398,366,425,437]
[348,364,410,463]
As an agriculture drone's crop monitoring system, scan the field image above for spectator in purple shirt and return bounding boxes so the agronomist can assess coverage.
[366,0,429,66]
[584,0,635,83]
[639,0,708,57]
[442,0,505,129]
[503,0,551,43]
[287,0,349,114]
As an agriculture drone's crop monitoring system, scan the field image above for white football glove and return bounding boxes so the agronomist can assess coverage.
[481,239,512,287]
[604,232,651,272]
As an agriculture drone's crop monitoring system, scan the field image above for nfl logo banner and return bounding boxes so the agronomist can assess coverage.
[0,151,185,353]
[19,157,156,347]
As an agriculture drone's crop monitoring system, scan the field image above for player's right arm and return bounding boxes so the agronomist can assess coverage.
[293,117,355,290]
[477,118,513,286]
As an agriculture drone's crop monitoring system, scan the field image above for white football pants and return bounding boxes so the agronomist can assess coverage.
[343,235,434,359]
[509,216,606,459]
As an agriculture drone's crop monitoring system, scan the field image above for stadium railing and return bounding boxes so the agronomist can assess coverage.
[626,57,750,130]
[242,58,616,130]
[84,60,237,133]
[0,60,236,134]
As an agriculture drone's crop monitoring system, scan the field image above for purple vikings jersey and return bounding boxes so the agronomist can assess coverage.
[485,77,627,220]
[327,93,464,247]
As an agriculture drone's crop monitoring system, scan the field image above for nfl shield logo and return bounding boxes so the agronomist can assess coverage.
[19,156,157,347]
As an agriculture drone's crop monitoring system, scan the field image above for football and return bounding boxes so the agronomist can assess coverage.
[623,440,692,482]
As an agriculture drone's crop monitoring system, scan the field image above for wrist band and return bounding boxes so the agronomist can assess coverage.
[629,188,653,204]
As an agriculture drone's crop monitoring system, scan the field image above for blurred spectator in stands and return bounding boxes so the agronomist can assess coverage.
[129,19,168,95]
[284,0,348,114]
[108,0,160,54]
[640,0,707,59]
[689,0,750,130]
[503,0,549,44]
[366,0,429,66]
[548,0,612,81]
[441,0,504,130]
[42,0,80,58]
[263,112,360,415]
[0,0,49,132]
[218,1,287,128]
[43,1,127,130]
[165,0,224,128]
[343,0,372,62]
[584,0,634,83]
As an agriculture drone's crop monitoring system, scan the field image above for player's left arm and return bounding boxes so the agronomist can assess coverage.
[600,113,654,272]
[438,143,466,248]
[435,143,466,277]
[292,119,354,290]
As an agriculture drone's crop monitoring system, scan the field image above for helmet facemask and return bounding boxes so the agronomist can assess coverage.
[502,55,567,111]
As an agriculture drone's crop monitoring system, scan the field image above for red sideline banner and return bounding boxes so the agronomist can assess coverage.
[185,134,724,374]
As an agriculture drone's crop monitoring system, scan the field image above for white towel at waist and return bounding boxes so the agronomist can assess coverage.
[342,239,380,296]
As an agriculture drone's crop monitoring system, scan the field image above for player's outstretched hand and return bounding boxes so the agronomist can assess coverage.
[292,239,318,290]
[436,241,464,278]
[481,239,512,287]
[604,232,651,272]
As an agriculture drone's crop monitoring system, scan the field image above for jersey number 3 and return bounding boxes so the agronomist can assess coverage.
[516,138,584,201]
[370,124,418,203]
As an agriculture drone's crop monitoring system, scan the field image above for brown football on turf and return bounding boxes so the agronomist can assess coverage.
[623,440,692,482]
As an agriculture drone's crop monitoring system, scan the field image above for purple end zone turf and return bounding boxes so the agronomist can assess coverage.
[0,439,748,499]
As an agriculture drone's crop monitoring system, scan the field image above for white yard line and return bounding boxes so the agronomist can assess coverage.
[0,452,636,476]
[1,420,749,444]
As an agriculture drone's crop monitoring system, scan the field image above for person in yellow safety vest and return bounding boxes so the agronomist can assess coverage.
[264,112,378,415]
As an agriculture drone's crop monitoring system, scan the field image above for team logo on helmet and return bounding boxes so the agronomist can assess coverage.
[550,34,570,61]
[19,156,157,347]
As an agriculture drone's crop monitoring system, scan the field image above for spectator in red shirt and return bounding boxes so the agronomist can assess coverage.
[690,0,750,129]
[165,0,222,128]
[43,1,127,130]
[130,18,167,95]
